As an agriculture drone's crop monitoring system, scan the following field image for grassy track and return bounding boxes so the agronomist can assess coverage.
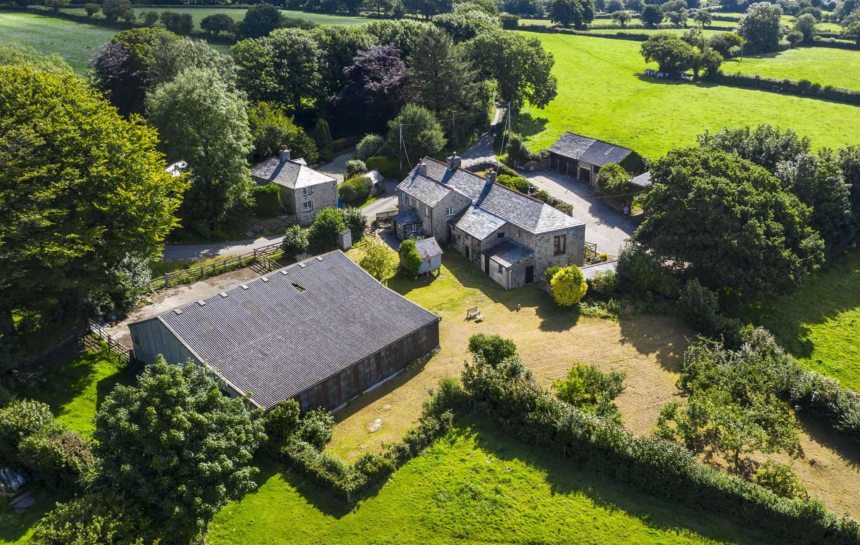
[748,250,860,391]
[60,6,368,29]
[723,47,860,91]
[208,419,772,545]
[519,32,860,158]
[0,12,116,72]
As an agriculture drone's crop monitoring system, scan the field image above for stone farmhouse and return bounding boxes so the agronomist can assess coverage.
[393,156,585,290]
[128,251,440,411]
[548,131,646,185]
[251,148,337,225]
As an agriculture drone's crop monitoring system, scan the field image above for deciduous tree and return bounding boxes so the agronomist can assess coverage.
[358,237,398,281]
[201,13,235,36]
[94,359,265,540]
[386,104,446,165]
[640,33,698,74]
[549,0,595,28]
[739,2,784,53]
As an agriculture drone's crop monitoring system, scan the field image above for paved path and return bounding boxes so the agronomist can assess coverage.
[526,170,636,258]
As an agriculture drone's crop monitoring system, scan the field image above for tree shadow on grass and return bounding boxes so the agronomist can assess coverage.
[798,412,860,470]
[617,313,692,374]
[512,111,549,138]
[460,416,774,545]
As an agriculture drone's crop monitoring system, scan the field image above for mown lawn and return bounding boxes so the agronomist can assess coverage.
[60,6,368,29]
[519,32,860,159]
[747,250,860,392]
[724,47,860,91]
[209,418,773,545]
[0,12,116,72]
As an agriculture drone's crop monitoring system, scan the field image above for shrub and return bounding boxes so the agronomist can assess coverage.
[678,278,719,334]
[282,225,309,260]
[358,237,397,282]
[263,399,301,454]
[553,361,625,424]
[615,241,677,298]
[468,334,518,366]
[550,266,588,306]
[33,495,155,545]
[18,427,95,488]
[753,461,808,500]
[84,3,99,17]
[355,134,386,161]
[308,208,346,253]
[588,269,617,297]
[252,184,281,217]
[399,239,422,275]
[345,159,368,178]
[342,207,367,241]
[299,408,335,450]
[595,163,630,197]
[544,265,561,284]
[496,173,531,193]
[0,399,54,461]
[339,176,373,205]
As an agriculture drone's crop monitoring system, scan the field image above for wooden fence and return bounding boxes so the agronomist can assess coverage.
[87,320,134,365]
[151,241,283,291]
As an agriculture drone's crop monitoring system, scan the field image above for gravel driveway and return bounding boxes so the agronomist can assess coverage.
[525,170,636,258]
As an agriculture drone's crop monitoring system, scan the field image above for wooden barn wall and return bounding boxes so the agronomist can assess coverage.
[297,320,440,411]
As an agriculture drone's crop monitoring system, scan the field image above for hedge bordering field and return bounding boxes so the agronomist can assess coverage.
[713,72,860,105]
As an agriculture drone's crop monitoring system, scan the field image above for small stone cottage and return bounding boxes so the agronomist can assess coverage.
[393,156,586,290]
[251,148,337,225]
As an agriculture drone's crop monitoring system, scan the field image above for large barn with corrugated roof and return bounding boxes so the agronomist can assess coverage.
[128,251,440,411]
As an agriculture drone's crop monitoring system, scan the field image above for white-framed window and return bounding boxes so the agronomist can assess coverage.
[303,200,314,211]
[302,186,314,196]
[445,206,454,217]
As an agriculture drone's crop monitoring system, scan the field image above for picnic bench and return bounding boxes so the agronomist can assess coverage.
[466,307,483,322]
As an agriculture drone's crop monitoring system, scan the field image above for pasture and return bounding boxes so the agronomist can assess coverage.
[519,32,860,158]
[0,12,115,72]
[724,47,860,91]
[60,6,368,29]
[749,251,860,392]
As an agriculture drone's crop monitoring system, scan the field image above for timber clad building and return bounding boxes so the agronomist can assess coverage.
[393,156,585,290]
[129,251,440,411]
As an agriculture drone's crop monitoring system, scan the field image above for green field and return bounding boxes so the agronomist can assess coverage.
[749,251,860,392]
[60,6,368,29]
[519,32,860,159]
[724,47,860,91]
[0,12,116,72]
[209,419,773,545]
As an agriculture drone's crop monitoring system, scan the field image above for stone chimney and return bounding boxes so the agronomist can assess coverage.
[279,147,291,162]
[447,153,462,171]
[486,169,497,184]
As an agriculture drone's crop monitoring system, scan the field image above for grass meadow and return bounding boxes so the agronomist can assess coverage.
[723,47,860,91]
[748,251,860,392]
[519,32,860,159]
[0,12,116,72]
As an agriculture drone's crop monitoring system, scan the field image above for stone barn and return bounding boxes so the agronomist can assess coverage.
[129,251,440,411]
[548,131,645,185]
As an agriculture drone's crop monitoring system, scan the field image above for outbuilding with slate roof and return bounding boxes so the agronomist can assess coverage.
[548,131,645,185]
[128,251,440,411]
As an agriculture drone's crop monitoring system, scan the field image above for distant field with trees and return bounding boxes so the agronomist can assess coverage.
[723,47,860,92]
[519,32,860,158]
[0,12,116,72]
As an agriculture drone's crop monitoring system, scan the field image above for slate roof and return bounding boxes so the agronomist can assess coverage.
[452,207,507,240]
[397,158,582,235]
[251,156,335,189]
[415,237,443,260]
[393,208,421,225]
[549,132,635,167]
[485,239,534,268]
[146,251,439,409]
[630,171,652,188]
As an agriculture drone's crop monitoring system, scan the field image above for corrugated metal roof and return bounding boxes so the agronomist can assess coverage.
[549,131,634,167]
[630,171,651,188]
[251,157,335,189]
[150,251,439,409]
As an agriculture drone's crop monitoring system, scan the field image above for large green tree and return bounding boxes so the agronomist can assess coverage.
[149,37,236,88]
[311,26,377,96]
[739,2,784,53]
[0,65,186,358]
[94,359,265,540]
[635,147,824,299]
[386,104,447,165]
[640,33,698,74]
[146,67,253,235]
[549,0,595,29]
[467,30,557,108]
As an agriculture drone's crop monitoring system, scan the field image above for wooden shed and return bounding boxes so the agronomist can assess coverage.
[129,251,440,411]
[413,237,443,275]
